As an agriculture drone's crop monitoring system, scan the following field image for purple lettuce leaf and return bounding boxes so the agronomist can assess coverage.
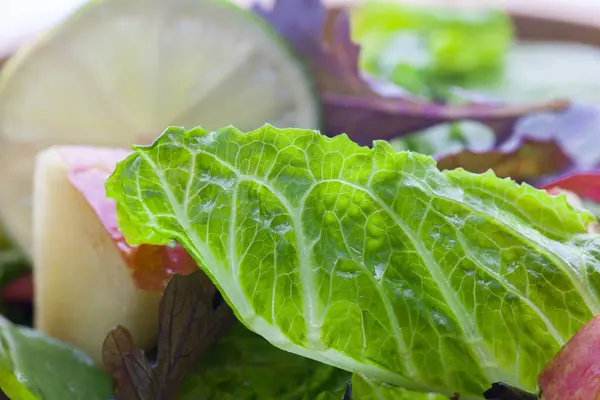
[436,137,568,180]
[253,0,570,145]
[511,103,600,171]
[392,103,600,182]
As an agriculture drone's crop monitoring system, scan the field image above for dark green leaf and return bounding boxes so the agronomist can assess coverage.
[350,373,449,399]
[351,1,513,98]
[176,324,350,400]
[436,138,567,180]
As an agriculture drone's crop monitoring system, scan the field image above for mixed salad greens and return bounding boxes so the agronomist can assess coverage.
[2,0,600,399]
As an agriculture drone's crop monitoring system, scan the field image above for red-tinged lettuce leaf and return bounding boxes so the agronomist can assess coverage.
[102,326,154,400]
[1,273,32,303]
[391,120,568,181]
[392,103,600,182]
[436,138,567,180]
[58,146,197,292]
[154,271,235,399]
[514,103,600,170]
[542,172,600,203]
[253,0,569,145]
[102,271,234,400]
[539,171,600,223]
[538,315,600,400]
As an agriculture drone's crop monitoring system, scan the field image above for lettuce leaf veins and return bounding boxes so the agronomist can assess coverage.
[107,124,600,398]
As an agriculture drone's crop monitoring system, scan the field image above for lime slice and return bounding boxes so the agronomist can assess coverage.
[0,0,88,60]
[0,0,319,252]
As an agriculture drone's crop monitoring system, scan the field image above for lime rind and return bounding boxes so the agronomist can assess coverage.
[0,0,321,146]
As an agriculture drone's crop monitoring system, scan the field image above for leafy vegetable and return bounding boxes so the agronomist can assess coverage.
[0,316,113,399]
[541,171,600,222]
[390,120,494,156]
[538,315,600,400]
[351,373,450,400]
[542,172,600,203]
[103,270,235,399]
[108,124,600,398]
[391,121,568,181]
[351,1,513,98]
[176,323,350,400]
[103,326,153,400]
[391,103,600,182]
[252,0,568,145]
[512,103,600,171]
[437,138,565,179]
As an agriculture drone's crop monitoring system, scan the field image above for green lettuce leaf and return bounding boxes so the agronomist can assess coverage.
[351,1,513,98]
[0,317,113,399]
[176,323,350,400]
[107,125,600,398]
[351,373,449,400]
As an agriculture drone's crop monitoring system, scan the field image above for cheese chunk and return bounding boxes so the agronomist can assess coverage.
[33,147,160,364]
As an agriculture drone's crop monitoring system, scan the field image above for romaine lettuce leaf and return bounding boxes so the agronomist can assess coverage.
[351,373,449,400]
[176,323,350,400]
[107,124,600,398]
[351,1,513,97]
[0,317,113,399]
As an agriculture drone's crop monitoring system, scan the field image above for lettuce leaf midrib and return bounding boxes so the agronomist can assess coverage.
[133,148,256,320]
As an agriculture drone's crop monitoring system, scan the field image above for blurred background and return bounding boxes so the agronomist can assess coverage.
[2,0,599,60]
